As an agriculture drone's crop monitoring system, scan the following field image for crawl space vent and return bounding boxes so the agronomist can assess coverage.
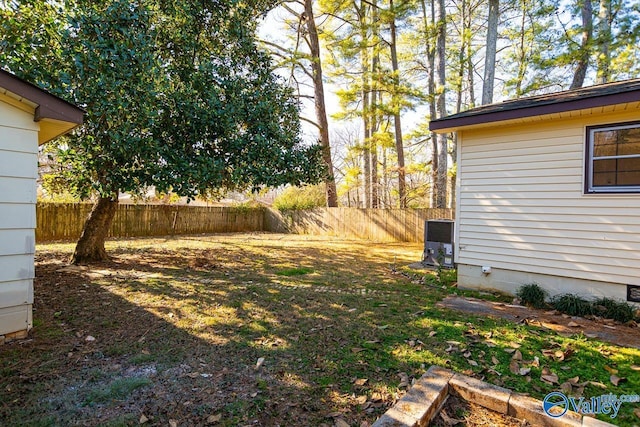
[627,285,640,303]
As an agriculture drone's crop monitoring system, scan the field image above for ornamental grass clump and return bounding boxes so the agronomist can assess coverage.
[593,297,636,323]
[516,283,548,309]
[551,294,594,317]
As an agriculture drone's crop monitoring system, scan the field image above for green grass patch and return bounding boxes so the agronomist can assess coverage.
[275,267,314,276]
[129,353,156,365]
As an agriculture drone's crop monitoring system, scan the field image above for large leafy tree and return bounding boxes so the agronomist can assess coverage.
[1,0,324,263]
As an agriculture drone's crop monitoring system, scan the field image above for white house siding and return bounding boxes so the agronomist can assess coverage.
[456,106,640,299]
[0,100,38,336]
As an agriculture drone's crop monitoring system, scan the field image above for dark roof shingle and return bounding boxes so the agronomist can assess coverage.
[429,79,640,132]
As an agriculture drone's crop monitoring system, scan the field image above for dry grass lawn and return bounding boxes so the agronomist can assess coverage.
[1,233,638,426]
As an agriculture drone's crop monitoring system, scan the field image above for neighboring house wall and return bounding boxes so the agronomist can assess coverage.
[0,100,38,336]
[456,106,640,300]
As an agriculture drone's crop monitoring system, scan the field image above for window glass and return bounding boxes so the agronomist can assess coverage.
[587,123,640,193]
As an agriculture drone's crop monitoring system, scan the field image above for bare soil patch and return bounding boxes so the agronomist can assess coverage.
[438,295,640,349]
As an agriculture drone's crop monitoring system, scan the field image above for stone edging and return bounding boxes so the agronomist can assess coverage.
[372,366,616,427]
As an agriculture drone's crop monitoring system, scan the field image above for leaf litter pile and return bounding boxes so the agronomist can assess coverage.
[1,234,639,426]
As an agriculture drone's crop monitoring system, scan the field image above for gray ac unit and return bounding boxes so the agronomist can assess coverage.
[422,220,455,269]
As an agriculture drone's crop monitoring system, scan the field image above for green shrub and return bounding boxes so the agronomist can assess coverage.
[593,297,636,323]
[551,294,594,317]
[516,283,548,309]
[273,184,326,210]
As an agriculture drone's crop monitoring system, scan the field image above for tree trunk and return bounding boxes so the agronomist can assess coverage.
[595,0,611,84]
[482,0,499,105]
[450,132,457,210]
[71,196,118,264]
[370,2,380,209]
[570,0,593,89]
[420,0,438,208]
[466,5,475,107]
[514,0,528,97]
[434,0,448,208]
[359,1,372,208]
[455,0,466,114]
[362,67,372,208]
[389,0,406,208]
[304,0,338,206]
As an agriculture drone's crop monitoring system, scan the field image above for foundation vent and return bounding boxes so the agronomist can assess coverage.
[627,285,640,303]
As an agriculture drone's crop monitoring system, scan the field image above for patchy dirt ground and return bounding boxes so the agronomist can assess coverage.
[1,234,639,427]
[2,234,424,427]
[438,296,640,349]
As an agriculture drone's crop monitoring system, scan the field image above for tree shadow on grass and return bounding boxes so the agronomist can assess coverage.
[1,237,425,426]
[0,257,327,425]
[2,236,638,426]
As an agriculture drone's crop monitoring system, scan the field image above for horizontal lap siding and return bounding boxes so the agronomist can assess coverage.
[0,101,38,333]
[458,111,640,287]
[0,229,35,256]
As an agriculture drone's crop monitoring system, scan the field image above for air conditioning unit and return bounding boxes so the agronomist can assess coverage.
[422,220,455,269]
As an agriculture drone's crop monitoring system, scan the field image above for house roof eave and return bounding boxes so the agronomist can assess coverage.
[0,69,84,143]
[429,79,640,133]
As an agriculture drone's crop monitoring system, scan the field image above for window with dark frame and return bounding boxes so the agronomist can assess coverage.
[586,121,640,193]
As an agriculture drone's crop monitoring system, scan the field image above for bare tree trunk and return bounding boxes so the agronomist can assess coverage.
[389,0,407,208]
[451,0,469,210]
[71,196,118,264]
[430,132,439,208]
[303,0,338,206]
[362,125,372,208]
[570,0,593,89]
[420,0,438,208]
[596,0,611,84]
[466,7,475,107]
[370,3,380,209]
[369,110,379,208]
[434,0,448,208]
[482,0,499,105]
[450,133,457,210]
[389,0,406,208]
[382,145,388,207]
[358,1,372,208]
[456,0,465,114]
[514,0,528,97]
[370,139,379,208]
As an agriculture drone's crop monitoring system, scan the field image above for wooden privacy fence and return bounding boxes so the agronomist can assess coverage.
[36,203,265,242]
[265,207,454,242]
[36,203,454,243]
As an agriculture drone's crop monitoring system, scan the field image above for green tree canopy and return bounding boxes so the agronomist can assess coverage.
[0,0,325,263]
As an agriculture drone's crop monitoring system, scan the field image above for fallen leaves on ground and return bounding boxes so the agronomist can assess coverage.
[206,414,222,424]
[353,378,368,387]
[439,409,464,426]
[540,367,559,385]
[398,372,410,388]
[610,374,627,386]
